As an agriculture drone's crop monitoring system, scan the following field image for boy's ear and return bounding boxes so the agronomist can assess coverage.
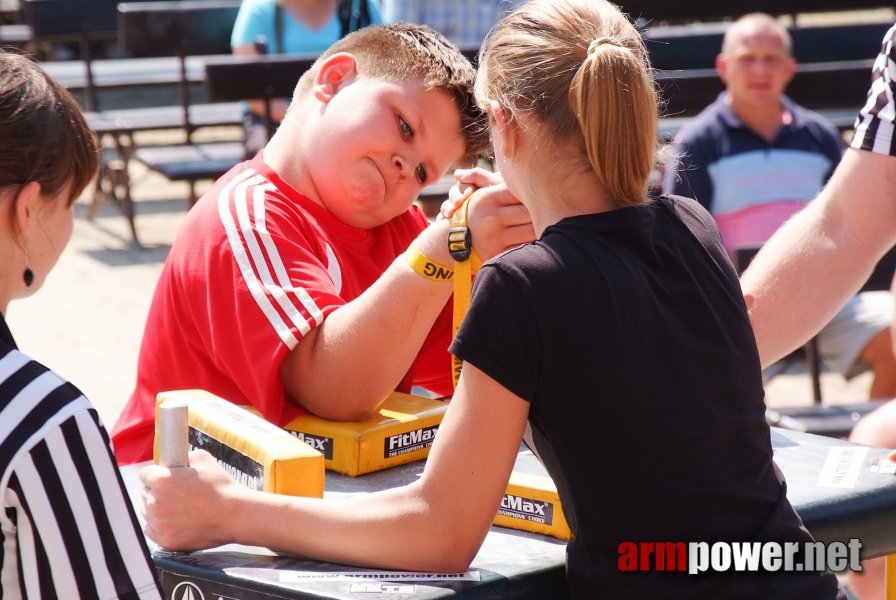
[313,53,358,102]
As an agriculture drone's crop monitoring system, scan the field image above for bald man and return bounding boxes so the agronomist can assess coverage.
[663,13,896,404]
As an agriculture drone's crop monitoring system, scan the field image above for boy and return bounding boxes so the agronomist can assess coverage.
[111,23,532,465]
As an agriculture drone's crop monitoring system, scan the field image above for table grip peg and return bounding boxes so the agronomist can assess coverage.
[158,399,189,468]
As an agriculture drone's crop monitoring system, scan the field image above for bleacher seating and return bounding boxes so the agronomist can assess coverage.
[130,52,318,208]
[84,0,244,245]
[19,0,162,109]
[655,58,875,131]
[19,0,893,247]
[632,1,894,139]
[644,20,892,71]
[619,0,895,24]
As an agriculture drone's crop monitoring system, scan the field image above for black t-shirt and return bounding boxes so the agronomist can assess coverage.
[451,195,844,599]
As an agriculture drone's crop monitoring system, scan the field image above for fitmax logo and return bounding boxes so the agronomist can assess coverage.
[384,425,438,457]
[499,494,553,525]
[290,431,334,460]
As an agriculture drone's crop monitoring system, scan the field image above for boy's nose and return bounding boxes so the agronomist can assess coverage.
[393,154,413,179]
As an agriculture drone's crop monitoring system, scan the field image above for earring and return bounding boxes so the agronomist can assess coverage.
[23,239,33,289]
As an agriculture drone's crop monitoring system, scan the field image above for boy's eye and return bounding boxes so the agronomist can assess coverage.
[398,116,413,138]
[415,164,428,184]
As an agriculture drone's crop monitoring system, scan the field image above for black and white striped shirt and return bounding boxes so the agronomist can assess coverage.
[0,314,161,599]
[852,23,896,156]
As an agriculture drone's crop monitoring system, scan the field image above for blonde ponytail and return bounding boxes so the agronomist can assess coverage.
[478,0,660,207]
[570,38,658,206]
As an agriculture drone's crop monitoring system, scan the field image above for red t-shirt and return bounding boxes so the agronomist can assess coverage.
[111,155,452,465]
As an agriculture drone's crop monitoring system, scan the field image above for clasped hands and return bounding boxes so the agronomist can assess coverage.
[440,167,533,264]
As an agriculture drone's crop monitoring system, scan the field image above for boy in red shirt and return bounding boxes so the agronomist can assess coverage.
[111,23,532,464]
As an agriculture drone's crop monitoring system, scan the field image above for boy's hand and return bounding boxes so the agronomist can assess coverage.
[462,182,534,263]
[140,450,243,551]
[439,167,507,221]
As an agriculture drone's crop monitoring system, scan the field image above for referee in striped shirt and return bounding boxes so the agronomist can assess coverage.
[0,52,162,598]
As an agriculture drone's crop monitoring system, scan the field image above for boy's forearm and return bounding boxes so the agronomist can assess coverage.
[280,183,534,418]
[281,221,456,419]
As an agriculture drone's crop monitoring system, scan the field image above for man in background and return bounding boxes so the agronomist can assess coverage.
[663,12,896,401]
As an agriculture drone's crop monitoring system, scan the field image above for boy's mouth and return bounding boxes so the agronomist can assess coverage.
[365,156,386,183]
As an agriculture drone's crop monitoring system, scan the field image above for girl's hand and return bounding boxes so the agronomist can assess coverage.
[140,450,247,551]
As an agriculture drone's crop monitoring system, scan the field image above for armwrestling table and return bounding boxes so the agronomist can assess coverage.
[124,427,896,599]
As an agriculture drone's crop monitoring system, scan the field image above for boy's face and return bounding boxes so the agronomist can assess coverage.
[306,57,466,229]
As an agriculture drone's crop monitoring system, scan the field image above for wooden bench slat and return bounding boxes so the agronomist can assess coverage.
[655,58,875,118]
[40,54,232,91]
[204,53,319,102]
[0,23,32,45]
[619,0,896,24]
[117,0,239,57]
[133,142,244,181]
[85,102,243,134]
[645,20,893,71]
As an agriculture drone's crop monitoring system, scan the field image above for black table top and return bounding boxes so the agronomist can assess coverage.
[130,427,896,599]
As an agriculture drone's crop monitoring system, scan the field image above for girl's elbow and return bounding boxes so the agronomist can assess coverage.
[425,524,487,572]
[415,545,476,574]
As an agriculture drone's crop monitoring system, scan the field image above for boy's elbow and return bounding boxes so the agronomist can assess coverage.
[294,390,385,422]
[316,401,381,422]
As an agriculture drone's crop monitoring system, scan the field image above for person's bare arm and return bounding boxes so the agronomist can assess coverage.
[280,190,534,420]
[141,363,530,572]
[741,148,896,367]
[233,44,291,123]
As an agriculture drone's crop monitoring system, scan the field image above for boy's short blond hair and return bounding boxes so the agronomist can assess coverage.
[293,23,489,166]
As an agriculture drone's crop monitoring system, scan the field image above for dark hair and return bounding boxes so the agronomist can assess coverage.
[0,51,99,220]
[293,23,489,166]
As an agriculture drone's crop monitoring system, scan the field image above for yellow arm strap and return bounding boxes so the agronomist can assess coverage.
[448,190,475,388]
[404,245,454,281]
